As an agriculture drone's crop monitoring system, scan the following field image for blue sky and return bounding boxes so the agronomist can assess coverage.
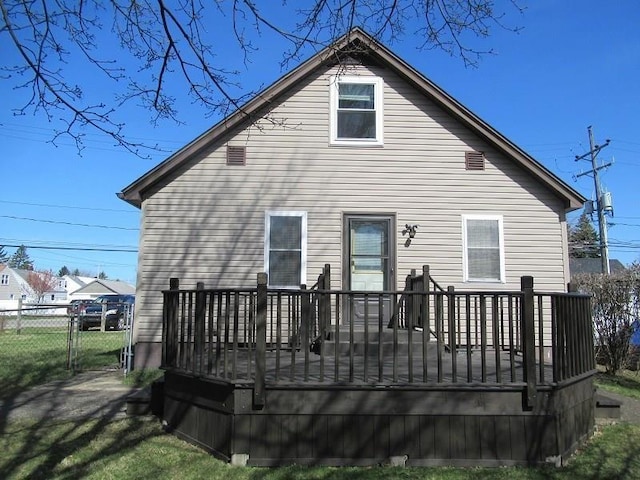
[1,1,639,284]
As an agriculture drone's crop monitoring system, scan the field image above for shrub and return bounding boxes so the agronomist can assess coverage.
[573,264,640,375]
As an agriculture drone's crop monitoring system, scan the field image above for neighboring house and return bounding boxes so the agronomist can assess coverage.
[119,28,585,367]
[0,265,29,311]
[0,265,67,312]
[569,257,626,278]
[69,279,135,301]
[62,274,97,299]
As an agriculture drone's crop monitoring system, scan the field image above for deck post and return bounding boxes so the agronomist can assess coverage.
[447,286,457,381]
[422,265,430,336]
[164,278,180,368]
[300,285,310,350]
[322,264,331,334]
[521,276,537,408]
[194,282,206,375]
[254,272,267,408]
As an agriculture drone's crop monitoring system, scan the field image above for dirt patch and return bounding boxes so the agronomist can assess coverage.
[0,370,139,425]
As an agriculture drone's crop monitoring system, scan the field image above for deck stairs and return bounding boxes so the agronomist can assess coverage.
[318,328,445,357]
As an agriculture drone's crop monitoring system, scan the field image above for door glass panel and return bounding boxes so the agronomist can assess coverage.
[350,220,389,291]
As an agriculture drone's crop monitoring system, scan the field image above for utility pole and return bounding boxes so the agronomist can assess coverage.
[575,126,613,274]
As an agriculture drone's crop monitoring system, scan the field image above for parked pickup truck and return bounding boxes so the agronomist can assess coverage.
[78,294,135,331]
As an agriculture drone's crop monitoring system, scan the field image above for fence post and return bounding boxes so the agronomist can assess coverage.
[254,272,267,408]
[194,282,206,375]
[521,276,537,408]
[164,278,179,368]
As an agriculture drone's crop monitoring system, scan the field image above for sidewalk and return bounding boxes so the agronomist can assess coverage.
[0,370,139,424]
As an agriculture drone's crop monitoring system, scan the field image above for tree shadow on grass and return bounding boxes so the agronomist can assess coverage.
[0,364,164,479]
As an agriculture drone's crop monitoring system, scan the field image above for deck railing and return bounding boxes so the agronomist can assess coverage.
[162,267,594,406]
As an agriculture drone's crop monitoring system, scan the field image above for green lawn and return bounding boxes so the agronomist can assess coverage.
[0,326,123,398]
[2,329,640,479]
[595,367,640,400]
[0,417,638,480]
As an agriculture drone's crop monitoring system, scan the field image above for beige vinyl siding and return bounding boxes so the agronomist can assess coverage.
[133,64,570,343]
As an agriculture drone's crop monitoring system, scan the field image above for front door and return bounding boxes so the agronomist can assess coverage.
[344,215,395,328]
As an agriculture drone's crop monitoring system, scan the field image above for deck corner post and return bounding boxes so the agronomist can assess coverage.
[194,282,206,375]
[254,272,268,408]
[521,275,537,408]
[164,278,180,368]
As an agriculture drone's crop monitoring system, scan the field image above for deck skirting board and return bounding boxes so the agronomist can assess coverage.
[162,371,595,466]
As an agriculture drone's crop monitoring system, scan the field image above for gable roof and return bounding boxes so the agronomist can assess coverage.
[72,279,136,296]
[570,257,627,276]
[119,28,585,212]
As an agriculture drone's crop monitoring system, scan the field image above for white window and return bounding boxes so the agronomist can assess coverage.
[1,274,8,285]
[330,76,383,145]
[265,211,307,288]
[462,215,505,283]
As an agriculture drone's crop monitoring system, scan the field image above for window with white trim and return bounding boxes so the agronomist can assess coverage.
[265,211,307,288]
[462,215,505,282]
[330,76,383,145]
[1,274,8,285]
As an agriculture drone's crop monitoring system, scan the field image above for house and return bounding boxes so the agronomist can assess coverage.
[0,265,68,313]
[569,257,626,278]
[0,264,28,311]
[67,278,135,301]
[62,274,98,300]
[118,29,596,467]
[120,28,585,369]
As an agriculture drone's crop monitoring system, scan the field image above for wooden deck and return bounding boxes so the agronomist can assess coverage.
[159,267,596,467]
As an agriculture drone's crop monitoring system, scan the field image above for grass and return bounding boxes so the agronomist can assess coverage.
[0,417,639,479]
[1,329,639,478]
[0,326,123,399]
[123,368,164,388]
[595,367,640,400]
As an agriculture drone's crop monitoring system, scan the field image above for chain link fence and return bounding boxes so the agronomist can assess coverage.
[0,302,134,395]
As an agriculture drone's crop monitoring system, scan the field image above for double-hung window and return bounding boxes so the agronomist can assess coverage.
[265,211,307,288]
[1,274,8,285]
[330,76,383,145]
[462,215,505,282]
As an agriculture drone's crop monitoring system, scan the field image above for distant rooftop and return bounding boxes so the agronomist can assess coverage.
[569,258,626,276]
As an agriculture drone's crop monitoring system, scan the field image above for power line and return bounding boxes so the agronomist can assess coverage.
[1,243,137,253]
[1,215,139,231]
[0,199,137,213]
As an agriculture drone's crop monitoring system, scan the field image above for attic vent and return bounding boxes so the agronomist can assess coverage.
[465,151,485,171]
[227,146,246,166]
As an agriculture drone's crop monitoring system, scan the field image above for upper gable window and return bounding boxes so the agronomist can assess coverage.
[1,274,8,285]
[330,76,383,146]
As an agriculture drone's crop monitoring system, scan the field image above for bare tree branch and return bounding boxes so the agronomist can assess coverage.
[0,0,524,154]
